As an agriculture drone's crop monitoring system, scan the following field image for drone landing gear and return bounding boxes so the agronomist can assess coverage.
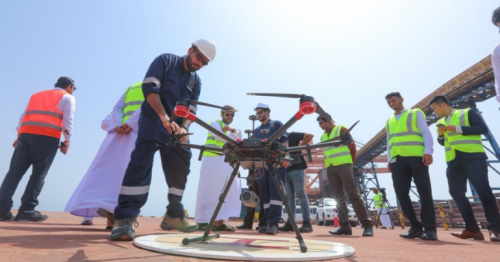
[182,163,241,245]
[269,167,307,253]
[181,163,308,253]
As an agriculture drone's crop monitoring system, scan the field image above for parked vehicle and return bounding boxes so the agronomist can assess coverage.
[280,206,318,224]
[316,198,338,226]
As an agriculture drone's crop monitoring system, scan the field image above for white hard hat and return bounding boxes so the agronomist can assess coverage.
[254,102,270,111]
[192,39,216,62]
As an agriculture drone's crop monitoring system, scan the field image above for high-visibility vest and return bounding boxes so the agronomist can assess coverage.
[386,109,425,159]
[18,89,66,139]
[373,192,386,208]
[437,108,485,162]
[203,119,227,157]
[321,125,353,167]
[123,82,145,124]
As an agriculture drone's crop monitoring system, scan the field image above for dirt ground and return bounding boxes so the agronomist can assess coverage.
[0,211,498,262]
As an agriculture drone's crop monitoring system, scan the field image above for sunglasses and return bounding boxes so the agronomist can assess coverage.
[195,51,209,66]
[72,85,77,91]
[318,122,324,126]
[224,113,235,117]
[256,110,264,115]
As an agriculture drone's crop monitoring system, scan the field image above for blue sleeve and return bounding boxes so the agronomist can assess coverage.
[275,121,288,144]
[190,76,201,115]
[462,110,489,136]
[142,54,166,98]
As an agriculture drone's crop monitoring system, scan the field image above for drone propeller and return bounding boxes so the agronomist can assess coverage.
[247,92,332,122]
[188,100,226,110]
[247,93,303,98]
[320,120,360,143]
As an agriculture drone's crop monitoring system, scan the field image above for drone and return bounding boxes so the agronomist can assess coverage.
[167,93,359,253]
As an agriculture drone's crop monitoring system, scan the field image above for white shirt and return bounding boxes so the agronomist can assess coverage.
[16,88,76,141]
[386,108,434,160]
[492,42,500,103]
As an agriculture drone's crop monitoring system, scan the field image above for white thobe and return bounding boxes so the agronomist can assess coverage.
[377,207,392,228]
[194,120,242,223]
[64,92,141,217]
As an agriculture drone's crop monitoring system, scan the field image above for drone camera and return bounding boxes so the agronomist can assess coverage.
[240,190,259,208]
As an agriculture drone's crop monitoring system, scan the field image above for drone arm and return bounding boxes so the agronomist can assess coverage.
[265,113,304,146]
[194,118,239,145]
[287,138,353,153]
[174,142,223,153]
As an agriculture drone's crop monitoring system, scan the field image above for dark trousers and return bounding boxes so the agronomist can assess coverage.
[326,164,373,228]
[242,182,266,226]
[114,107,192,220]
[255,167,286,225]
[447,151,500,232]
[390,156,436,231]
[0,133,59,213]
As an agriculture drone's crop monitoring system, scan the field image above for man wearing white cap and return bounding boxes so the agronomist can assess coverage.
[253,102,289,235]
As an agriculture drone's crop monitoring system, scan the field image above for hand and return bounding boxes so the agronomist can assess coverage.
[422,154,433,166]
[437,127,444,136]
[222,126,233,133]
[280,161,290,168]
[387,162,392,172]
[178,126,189,143]
[12,139,18,148]
[114,126,123,134]
[120,123,132,135]
[161,115,179,134]
[59,141,70,155]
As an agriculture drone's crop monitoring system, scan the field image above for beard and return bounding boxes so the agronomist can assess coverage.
[185,55,200,72]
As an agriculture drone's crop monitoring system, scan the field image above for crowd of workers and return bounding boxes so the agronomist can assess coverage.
[1,6,500,246]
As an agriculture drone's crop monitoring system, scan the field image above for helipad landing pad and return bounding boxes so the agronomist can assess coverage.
[133,234,355,261]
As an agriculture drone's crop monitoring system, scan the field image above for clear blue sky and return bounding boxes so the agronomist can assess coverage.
[1,1,500,218]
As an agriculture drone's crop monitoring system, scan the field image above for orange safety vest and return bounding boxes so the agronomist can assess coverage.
[18,89,66,139]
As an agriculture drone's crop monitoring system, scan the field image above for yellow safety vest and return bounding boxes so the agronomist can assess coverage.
[203,119,227,157]
[436,108,485,162]
[373,193,386,208]
[123,82,145,124]
[321,125,353,167]
[386,109,425,159]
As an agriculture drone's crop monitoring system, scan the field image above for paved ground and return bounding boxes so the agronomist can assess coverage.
[0,211,498,262]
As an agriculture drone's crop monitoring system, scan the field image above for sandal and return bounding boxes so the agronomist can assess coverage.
[197,223,215,231]
[214,223,236,232]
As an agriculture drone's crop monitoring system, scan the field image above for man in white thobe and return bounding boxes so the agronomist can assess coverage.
[195,105,242,231]
[373,187,392,229]
[65,84,143,229]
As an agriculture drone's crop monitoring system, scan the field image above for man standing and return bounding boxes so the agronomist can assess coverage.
[385,92,436,240]
[65,82,144,229]
[253,102,289,235]
[430,95,500,242]
[0,77,76,222]
[491,6,500,103]
[279,131,314,233]
[372,188,391,229]
[317,117,373,237]
[111,39,216,241]
[195,105,242,231]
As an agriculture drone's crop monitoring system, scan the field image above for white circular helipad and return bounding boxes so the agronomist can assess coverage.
[134,234,355,261]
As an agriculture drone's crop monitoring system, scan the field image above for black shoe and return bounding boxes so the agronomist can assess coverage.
[278,222,294,232]
[236,223,252,230]
[329,227,352,235]
[362,227,374,237]
[14,210,48,222]
[258,225,268,233]
[400,228,423,239]
[266,224,278,235]
[421,230,438,240]
[0,211,14,221]
[300,221,313,233]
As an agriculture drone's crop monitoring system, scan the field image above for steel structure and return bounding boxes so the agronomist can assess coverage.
[354,55,500,208]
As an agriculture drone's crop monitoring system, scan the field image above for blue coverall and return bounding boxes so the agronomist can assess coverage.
[114,54,200,220]
[253,120,288,225]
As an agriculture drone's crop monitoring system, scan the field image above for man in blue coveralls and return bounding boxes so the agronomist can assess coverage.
[111,39,217,241]
[253,102,289,235]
